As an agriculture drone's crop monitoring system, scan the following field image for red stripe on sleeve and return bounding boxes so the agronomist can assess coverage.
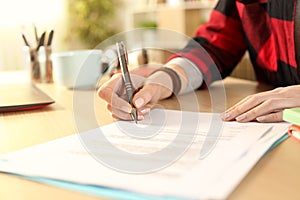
[270,18,297,68]
[195,10,246,56]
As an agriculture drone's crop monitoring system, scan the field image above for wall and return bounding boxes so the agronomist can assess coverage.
[0,0,68,70]
[0,0,255,80]
[0,0,131,71]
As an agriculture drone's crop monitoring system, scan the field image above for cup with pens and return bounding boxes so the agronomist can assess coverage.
[22,27,54,83]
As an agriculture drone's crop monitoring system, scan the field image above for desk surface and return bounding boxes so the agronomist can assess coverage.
[0,75,299,200]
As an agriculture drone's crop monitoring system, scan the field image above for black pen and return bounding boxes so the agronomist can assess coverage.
[36,31,46,51]
[22,33,30,47]
[47,30,54,46]
[116,41,138,123]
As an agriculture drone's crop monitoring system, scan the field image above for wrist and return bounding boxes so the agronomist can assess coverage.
[145,69,174,99]
[166,57,203,94]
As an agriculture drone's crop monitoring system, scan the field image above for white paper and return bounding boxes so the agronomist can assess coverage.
[0,109,289,199]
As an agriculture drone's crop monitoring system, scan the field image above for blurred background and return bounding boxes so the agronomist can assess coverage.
[0,0,220,71]
[0,0,255,82]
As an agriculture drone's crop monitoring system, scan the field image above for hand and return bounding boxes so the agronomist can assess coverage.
[221,85,300,123]
[97,66,173,121]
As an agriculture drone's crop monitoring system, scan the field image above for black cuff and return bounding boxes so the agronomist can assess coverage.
[154,68,181,95]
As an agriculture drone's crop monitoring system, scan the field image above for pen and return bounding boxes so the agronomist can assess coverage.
[116,41,138,123]
[33,24,39,44]
[47,30,54,46]
[36,31,46,51]
[21,33,30,47]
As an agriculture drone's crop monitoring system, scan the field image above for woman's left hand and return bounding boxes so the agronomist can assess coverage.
[221,85,300,123]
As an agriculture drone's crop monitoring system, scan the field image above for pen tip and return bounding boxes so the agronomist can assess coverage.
[131,108,138,124]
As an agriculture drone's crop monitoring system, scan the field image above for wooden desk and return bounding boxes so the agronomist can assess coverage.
[0,76,299,200]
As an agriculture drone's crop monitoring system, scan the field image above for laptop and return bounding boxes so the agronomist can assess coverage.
[0,84,54,112]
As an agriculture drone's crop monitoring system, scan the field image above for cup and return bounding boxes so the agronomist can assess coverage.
[51,50,103,89]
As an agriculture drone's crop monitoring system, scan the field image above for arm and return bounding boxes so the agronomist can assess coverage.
[98,0,248,121]
[169,0,247,88]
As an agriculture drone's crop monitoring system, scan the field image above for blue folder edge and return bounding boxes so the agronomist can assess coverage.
[265,133,289,154]
[6,173,186,200]
[0,133,290,200]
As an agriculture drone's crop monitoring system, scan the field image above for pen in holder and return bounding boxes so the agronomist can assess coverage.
[22,29,54,84]
[29,48,41,83]
[38,46,53,83]
[25,46,53,83]
[45,46,53,83]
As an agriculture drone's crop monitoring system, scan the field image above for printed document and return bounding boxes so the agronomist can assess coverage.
[0,109,289,199]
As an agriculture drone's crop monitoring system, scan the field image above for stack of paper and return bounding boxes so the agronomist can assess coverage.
[0,109,289,199]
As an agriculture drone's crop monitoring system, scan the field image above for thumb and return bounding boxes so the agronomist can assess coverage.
[133,83,172,109]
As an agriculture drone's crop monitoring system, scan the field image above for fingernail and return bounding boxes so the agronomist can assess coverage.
[135,98,144,108]
[236,114,246,121]
[140,108,150,115]
[221,112,231,120]
[256,116,265,122]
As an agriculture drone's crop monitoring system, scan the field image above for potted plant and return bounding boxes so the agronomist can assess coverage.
[67,0,119,48]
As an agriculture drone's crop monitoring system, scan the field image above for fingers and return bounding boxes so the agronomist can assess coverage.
[107,104,145,121]
[98,73,134,120]
[98,73,123,103]
[110,93,134,120]
[133,83,172,109]
[98,71,155,121]
[256,111,283,123]
[221,91,273,121]
[222,97,283,122]
[221,93,300,123]
[132,85,160,120]
[232,98,285,122]
[133,85,158,109]
[107,104,131,121]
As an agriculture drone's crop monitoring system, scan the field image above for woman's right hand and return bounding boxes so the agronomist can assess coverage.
[97,66,173,121]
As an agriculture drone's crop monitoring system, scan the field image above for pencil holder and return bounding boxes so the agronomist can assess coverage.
[45,46,53,83]
[23,46,53,83]
[38,46,53,83]
[29,48,41,83]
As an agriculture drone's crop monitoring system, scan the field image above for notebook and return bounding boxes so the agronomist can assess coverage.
[0,84,54,112]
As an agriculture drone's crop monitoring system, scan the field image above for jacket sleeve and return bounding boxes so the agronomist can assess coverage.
[169,0,247,87]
